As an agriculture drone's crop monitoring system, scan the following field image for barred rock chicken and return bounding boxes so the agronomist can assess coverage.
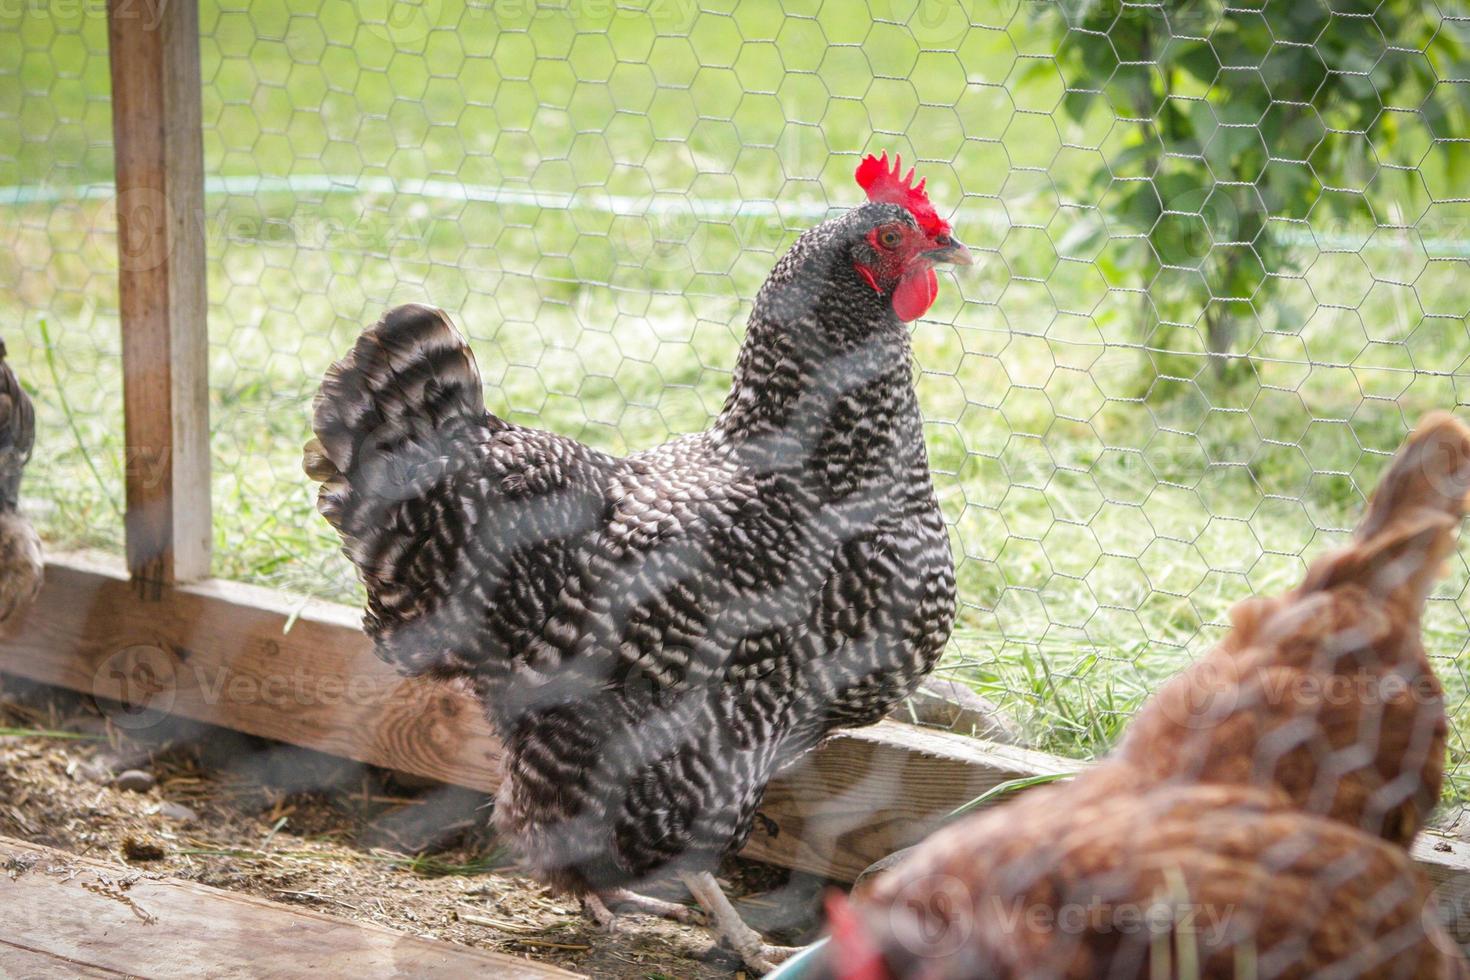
[304,154,969,972]
[0,339,41,625]
[804,412,1470,979]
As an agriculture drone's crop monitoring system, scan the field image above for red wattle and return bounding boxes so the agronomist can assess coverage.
[892,267,938,322]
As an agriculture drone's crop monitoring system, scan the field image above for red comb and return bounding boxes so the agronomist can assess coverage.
[854,151,950,237]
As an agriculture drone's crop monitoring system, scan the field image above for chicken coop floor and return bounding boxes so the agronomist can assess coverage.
[0,677,824,979]
[1,836,575,978]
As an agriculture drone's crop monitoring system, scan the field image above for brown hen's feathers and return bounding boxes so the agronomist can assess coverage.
[1117,411,1470,846]
[819,784,1469,980]
[1307,410,1470,606]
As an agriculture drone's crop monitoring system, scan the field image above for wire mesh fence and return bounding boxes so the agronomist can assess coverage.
[3,0,1470,821]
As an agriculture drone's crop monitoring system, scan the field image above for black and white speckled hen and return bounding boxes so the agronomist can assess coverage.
[304,154,969,972]
[0,339,41,625]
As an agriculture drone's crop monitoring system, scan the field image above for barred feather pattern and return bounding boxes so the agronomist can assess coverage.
[0,339,35,512]
[0,340,41,624]
[307,202,957,891]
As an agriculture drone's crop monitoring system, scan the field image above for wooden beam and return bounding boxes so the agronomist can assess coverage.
[106,0,211,587]
[2,554,1468,898]
[1413,833,1470,888]
[745,726,1071,880]
[0,553,502,789]
[0,836,579,978]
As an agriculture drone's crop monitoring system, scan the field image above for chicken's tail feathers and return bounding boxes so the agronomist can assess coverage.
[1356,412,1470,539]
[0,339,35,511]
[305,304,488,581]
[1306,411,1470,606]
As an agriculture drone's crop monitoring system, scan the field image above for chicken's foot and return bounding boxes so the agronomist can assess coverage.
[582,889,703,932]
[681,870,803,975]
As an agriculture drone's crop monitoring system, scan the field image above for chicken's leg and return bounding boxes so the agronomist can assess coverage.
[582,888,704,930]
[681,870,802,975]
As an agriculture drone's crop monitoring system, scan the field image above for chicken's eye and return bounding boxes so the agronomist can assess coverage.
[878,227,903,249]
[934,233,952,247]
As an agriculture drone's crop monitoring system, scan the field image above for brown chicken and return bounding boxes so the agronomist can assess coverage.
[1116,410,1470,846]
[802,411,1470,978]
[815,781,1468,979]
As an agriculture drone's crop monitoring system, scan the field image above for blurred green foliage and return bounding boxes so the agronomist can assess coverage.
[1046,0,1468,365]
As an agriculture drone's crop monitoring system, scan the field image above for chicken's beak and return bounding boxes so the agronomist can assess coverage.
[926,237,974,266]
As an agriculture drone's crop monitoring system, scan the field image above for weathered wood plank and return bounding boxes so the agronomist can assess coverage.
[0,553,501,789]
[106,0,211,586]
[0,836,579,978]
[0,944,124,980]
[1413,833,1470,889]
[2,553,1467,897]
[743,726,1072,881]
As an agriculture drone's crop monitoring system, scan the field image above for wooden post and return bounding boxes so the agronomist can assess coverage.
[106,0,211,589]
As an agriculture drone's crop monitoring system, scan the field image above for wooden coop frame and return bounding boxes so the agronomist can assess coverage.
[3,0,1470,927]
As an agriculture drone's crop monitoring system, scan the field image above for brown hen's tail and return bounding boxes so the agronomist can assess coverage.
[1305,411,1470,607]
[304,304,489,590]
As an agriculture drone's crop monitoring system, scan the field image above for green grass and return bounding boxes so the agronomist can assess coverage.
[4,1,1470,809]
[0,726,104,741]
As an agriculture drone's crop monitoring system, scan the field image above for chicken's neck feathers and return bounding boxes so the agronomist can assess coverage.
[714,227,928,490]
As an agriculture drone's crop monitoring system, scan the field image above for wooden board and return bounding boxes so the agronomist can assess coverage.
[746,725,1071,880]
[0,835,578,978]
[0,553,503,789]
[1413,833,1470,890]
[106,0,211,585]
[2,552,1467,896]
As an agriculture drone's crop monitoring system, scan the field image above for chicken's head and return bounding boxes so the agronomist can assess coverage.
[817,889,895,980]
[805,886,984,980]
[848,152,972,323]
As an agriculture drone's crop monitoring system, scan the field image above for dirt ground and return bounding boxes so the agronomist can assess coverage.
[0,677,828,979]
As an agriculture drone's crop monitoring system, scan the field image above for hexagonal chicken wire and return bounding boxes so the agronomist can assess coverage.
[3,0,1470,818]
